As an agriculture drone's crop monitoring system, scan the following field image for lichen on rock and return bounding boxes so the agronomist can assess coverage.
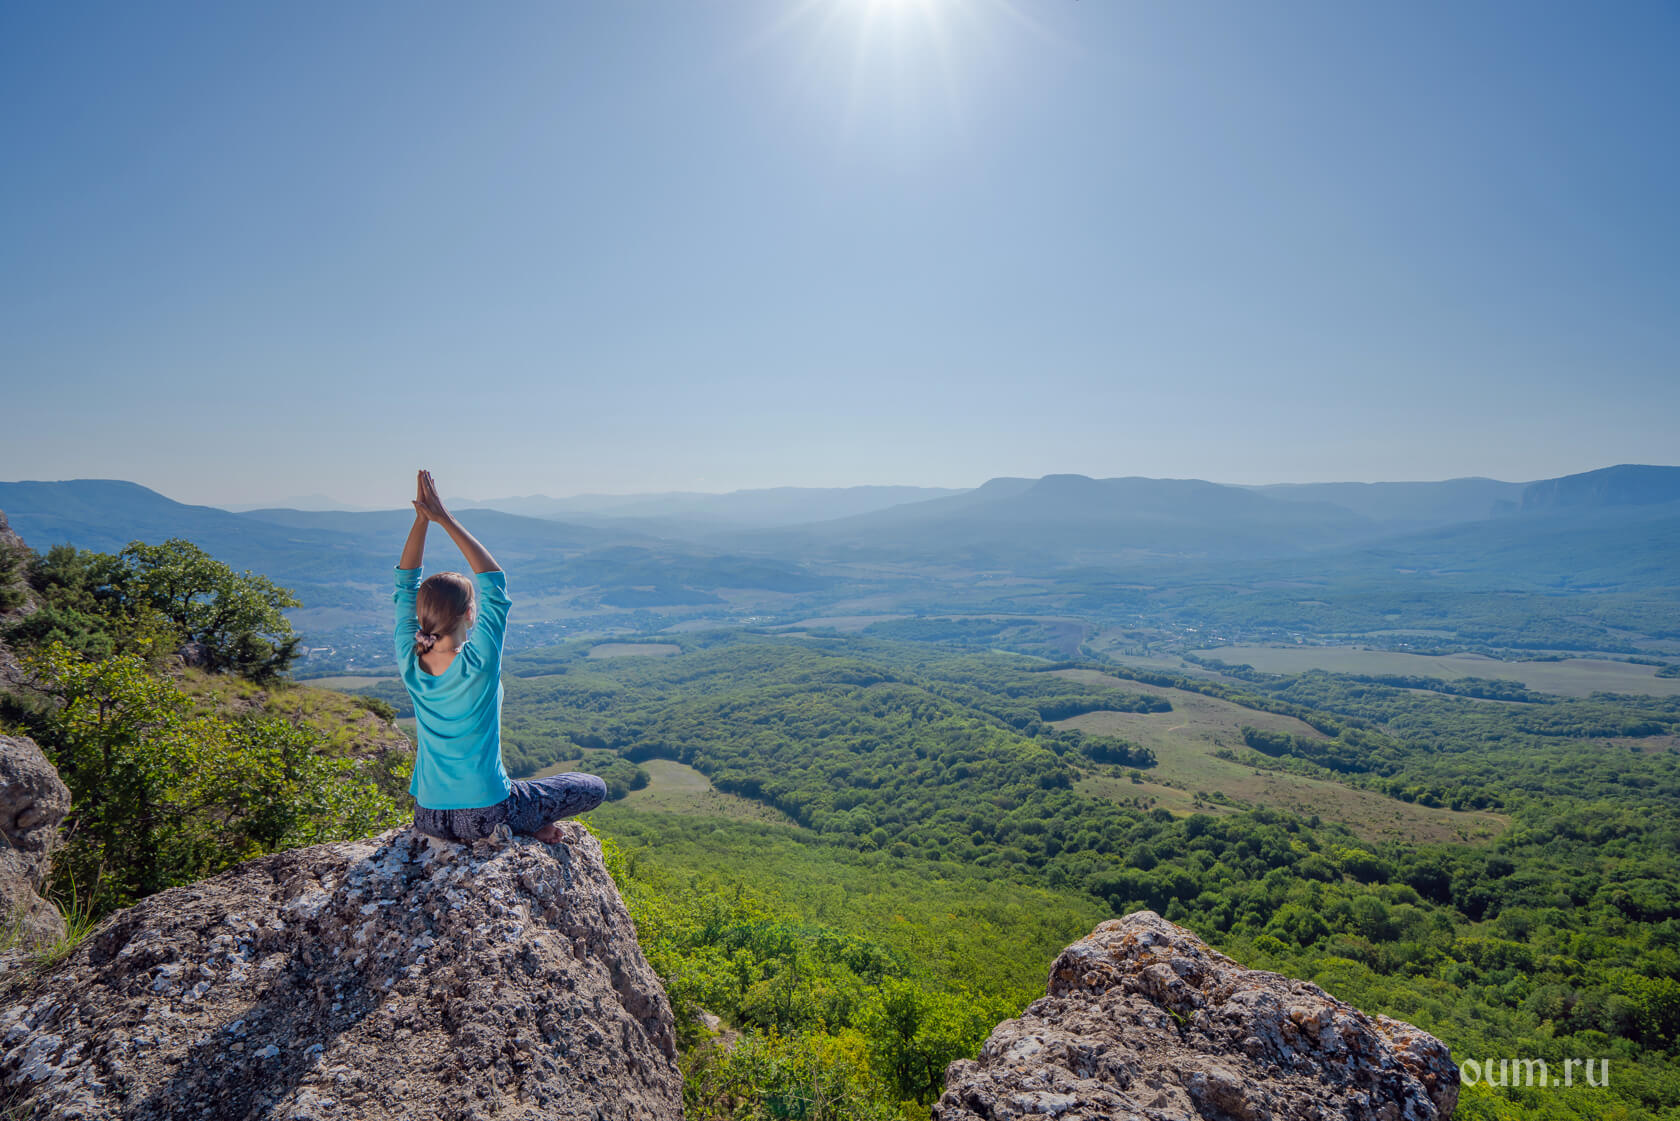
[0,734,70,950]
[936,910,1458,1121]
[1,823,681,1121]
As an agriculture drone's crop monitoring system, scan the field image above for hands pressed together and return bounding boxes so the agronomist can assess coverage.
[413,469,453,525]
[404,470,500,575]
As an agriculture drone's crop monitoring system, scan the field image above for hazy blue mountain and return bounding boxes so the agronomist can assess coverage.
[759,474,1377,567]
[1518,464,1680,513]
[1299,501,1680,595]
[1248,477,1524,530]
[221,494,372,513]
[458,485,966,527]
[0,480,825,623]
[0,480,345,559]
[0,481,620,566]
[8,470,1676,636]
[236,507,619,556]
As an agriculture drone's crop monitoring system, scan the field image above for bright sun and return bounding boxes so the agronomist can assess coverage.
[734,0,1052,148]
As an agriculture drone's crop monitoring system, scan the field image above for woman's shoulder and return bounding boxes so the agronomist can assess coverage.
[474,570,510,608]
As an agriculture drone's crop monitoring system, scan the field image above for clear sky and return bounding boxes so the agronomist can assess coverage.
[3,1,1675,507]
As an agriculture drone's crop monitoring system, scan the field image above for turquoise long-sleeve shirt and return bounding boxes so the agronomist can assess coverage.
[393,566,514,810]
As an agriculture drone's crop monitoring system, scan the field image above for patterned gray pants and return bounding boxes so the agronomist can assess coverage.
[412,772,608,842]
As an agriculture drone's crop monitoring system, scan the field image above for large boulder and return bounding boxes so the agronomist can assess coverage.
[0,824,681,1121]
[936,910,1457,1121]
[0,734,70,949]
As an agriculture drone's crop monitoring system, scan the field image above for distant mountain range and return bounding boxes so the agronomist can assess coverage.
[451,485,964,528]
[737,465,1680,570]
[187,467,1680,540]
[756,474,1374,566]
[2,465,1676,629]
[1246,477,1524,530]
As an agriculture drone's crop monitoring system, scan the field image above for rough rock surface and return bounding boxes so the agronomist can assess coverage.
[0,734,70,948]
[0,824,681,1121]
[936,911,1457,1121]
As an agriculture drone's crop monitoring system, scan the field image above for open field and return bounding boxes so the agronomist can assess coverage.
[583,758,800,826]
[1072,771,1234,818]
[1197,645,1680,698]
[787,614,908,632]
[587,642,682,658]
[1051,669,1508,845]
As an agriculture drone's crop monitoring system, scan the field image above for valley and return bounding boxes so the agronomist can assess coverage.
[5,465,1680,1118]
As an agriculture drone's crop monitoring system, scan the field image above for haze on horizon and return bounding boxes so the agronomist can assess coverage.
[3,1,1676,510]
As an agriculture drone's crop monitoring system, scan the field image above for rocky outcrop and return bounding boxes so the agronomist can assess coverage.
[936,911,1457,1121]
[1,824,682,1121]
[0,734,70,949]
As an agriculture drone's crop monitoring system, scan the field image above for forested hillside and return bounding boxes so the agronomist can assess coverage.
[355,632,1680,1119]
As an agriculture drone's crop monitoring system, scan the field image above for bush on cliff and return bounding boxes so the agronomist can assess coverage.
[16,642,403,913]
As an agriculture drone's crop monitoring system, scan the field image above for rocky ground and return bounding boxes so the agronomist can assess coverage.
[1,824,681,1121]
[936,910,1458,1121]
[0,735,70,949]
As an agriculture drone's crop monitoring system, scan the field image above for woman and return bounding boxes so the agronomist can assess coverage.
[395,469,605,842]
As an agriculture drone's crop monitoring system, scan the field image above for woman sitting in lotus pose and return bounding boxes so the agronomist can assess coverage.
[396,469,605,843]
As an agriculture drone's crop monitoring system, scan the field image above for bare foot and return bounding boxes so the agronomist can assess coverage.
[534,823,564,844]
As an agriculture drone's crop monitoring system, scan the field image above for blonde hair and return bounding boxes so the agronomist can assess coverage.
[414,572,475,656]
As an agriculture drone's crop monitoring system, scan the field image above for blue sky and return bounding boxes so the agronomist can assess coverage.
[3,1,1675,507]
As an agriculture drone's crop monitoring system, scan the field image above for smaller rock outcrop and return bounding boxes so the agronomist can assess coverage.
[0,734,70,949]
[936,911,1457,1121]
[1,824,681,1121]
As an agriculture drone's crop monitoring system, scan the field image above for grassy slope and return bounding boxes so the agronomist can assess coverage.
[1052,668,1508,843]
[1200,645,1680,698]
[175,669,411,761]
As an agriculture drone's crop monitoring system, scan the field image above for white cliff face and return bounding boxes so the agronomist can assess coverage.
[1,824,681,1121]
[937,910,1459,1121]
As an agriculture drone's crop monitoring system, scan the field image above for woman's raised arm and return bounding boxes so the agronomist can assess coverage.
[399,471,430,570]
[414,469,500,574]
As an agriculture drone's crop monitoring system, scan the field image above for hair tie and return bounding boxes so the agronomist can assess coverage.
[416,631,439,652]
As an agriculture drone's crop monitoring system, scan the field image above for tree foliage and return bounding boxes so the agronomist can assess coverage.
[7,540,300,680]
[438,635,1680,1119]
[117,539,300,680]
[18,642,402,913]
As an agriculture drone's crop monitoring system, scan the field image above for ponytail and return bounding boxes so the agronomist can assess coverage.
[414,572,475,657]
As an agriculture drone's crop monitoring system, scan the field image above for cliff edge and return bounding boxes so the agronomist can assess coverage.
[937,910,1457,1121]
[1,824,681,1121]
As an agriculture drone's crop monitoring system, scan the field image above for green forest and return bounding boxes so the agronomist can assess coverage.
[360,631,1680,1119]
[4,537,1679,1119]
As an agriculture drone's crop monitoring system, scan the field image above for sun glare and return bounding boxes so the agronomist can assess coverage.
[731,0,1034,148]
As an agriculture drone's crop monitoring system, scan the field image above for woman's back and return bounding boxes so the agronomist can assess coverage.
[394,566,514,810]
[394,469,605,842]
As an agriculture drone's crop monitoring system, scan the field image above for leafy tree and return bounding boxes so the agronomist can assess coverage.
[5,545,173,661]
[7,540,300,680]
[119,539,300,680]
[858,979,994,1104]
[20,642,401,913]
